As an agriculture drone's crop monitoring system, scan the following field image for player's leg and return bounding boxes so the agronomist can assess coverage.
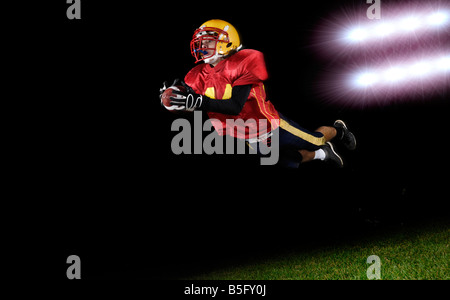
[300,121,355,165]
[278,115,343,167]
[299,149,315,163]
[315,126,337,142]
[296,125,338,163]
[299,142,343,167]
[302,121,356,160]
[315,122,356,149]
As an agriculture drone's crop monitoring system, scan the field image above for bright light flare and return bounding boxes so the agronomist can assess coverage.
[344,10,450,44]
[438,56,450,71]
[347,28,367,42]
[427,11,449,26]
[314,2,450,108]
[374,22,395,37]
[385,67,407,82]
[410,62,431,77]
[351,54,450,89]
[400,16,421,31]
[355,72,378,87]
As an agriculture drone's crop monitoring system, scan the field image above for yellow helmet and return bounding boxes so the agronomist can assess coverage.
[190,19,242,64]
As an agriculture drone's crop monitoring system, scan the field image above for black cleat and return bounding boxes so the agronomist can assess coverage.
[334,120,357,151]
[322,142,344,168]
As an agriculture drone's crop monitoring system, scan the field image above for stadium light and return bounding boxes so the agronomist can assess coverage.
[438,56,450,71]
[345,10,449,43]
[316,3,450,107]
[347,28,368,42]
[374,22,395,37]
[352,54,450,88]
[400,16,421,31]
[355,72,378,87]
[410,62,431,77]
[427,11,449,26]
[384,67,406,82]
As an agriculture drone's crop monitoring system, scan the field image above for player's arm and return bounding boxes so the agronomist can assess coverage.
[202,85,251,115]
[170,83,252,115]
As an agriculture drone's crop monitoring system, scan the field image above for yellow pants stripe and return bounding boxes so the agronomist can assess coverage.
[279,119,326,146]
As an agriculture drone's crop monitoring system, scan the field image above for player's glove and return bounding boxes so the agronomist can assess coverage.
[169,81,206,112]
[159,79,180,106]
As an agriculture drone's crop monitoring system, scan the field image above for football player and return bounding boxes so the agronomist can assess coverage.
[160,19,356,168]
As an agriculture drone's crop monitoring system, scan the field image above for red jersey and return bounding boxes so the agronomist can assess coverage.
[184,49,280,140]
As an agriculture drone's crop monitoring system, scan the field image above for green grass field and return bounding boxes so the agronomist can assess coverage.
[184,219,449,280]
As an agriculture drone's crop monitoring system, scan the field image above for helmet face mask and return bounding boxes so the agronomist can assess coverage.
[190,27,230,64]
[190,20,241,64]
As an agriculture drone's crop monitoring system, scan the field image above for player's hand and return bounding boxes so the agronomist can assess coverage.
[159,79,181,106]
[170,81,205,112]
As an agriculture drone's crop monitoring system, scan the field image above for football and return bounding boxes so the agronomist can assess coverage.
[161,85,187,112]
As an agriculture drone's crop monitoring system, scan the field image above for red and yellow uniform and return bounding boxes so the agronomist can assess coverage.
[185,49,280,140]
[161,19,354,168]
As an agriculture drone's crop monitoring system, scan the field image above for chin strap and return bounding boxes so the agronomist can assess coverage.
[204,53,222,64]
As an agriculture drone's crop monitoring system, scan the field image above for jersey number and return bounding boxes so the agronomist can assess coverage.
[205,84,232,100]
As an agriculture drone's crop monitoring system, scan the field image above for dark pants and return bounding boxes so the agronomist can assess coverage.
[249,114,326,168]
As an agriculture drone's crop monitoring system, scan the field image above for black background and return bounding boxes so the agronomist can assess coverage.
[23,0,449,279]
